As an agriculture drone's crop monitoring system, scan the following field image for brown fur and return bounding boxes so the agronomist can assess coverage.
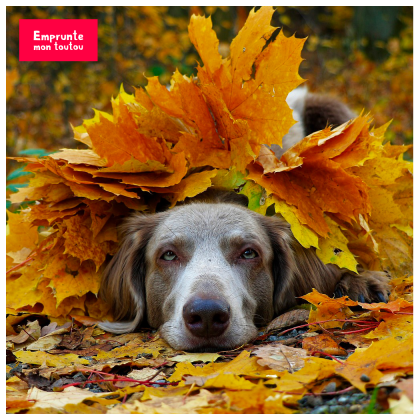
[303,93,355,135]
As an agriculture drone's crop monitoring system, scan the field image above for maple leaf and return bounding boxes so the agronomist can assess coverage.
[335,335,413,392]
[358,297,413,314]
[302,334,347,356]
[27,386,115,411]
[301,289,358,330]
[364,313,413,341]
[254,344,308,372]
[14,350,90,368]
[110,388,227,414]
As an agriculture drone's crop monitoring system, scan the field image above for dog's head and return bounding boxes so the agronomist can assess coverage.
[99,201,331,351]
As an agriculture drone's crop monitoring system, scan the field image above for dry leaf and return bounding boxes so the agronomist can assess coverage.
[254,344,307,372]
[265,309,310,334]
[335,335,413,392]
[388,393,413,414]
[14,350,90,368]
[170,353,222,363]
[302,334,347,356]
[27,386,112,410]
[127,368,166,382]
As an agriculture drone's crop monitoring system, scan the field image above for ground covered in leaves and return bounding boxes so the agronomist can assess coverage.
[6,279,413,414]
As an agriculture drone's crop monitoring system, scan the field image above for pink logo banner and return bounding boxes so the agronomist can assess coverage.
[19,19,98,61]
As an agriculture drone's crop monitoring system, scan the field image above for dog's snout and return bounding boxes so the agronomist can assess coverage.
[183,297,230,338]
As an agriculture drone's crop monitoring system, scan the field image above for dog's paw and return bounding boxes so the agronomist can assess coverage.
[334,269,391,303]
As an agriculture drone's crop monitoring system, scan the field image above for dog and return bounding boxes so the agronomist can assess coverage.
[99,89,390,352]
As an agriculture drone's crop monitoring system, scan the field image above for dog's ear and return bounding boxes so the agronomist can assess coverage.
[260,215,341,315]
[99,212,161,334]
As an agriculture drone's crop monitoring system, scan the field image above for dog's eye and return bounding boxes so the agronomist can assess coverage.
[161,251,178,261]
[241,248,258,259]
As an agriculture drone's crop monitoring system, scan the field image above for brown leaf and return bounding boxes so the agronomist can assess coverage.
[302,334,347,356]
[254,344,307,372]
[127,367,166,382]
[48,343,113,357]
[265,309,310,334]
[15,372,52,391]
[26,335,62,352]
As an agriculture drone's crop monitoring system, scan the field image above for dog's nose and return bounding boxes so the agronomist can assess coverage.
[183,297,230,338]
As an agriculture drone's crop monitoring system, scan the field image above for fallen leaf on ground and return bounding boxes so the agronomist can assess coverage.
[170,353,222,363]
[302,334,348,356]
[265,309,310,334]
[254,344,307,372]
[388,393,413,414]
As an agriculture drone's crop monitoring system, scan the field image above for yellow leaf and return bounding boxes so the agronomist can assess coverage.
[6,210,39,253]
[230,30,305,146]
[335,336,413,392]
[188,15,222,75]
[27,386,111,411]
[265,357,337,392]
[62,215,107,269]
[14,351,90,368]
[169,350,268,382]
[51,149,107,166]
[186,373,255,390]
[316,216,358,272]
[170,353,222,363]
[229,7,276,96]
[110,389,226,414]
[47,259,101,306]
[270,195,319,249]
[364,313,413,340]
[152,169,218,207]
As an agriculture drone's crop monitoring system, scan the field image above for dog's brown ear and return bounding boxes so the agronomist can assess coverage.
[99,212,161,334]
[260,215,341,315]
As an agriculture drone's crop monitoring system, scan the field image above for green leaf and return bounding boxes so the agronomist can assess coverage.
[17,148,51,157]
[6,166,32,181]
[240,180,265,212]
[211,168,246,190]
[6,183,29,193]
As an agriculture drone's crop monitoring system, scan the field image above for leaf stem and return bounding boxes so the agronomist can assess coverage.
[6,243,53,275]
[310,350,345,364]
[61,378,179,389]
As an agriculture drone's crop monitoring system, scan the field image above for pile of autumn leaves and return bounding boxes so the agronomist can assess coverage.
[7,6,412,324]
[6,284,413,414]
